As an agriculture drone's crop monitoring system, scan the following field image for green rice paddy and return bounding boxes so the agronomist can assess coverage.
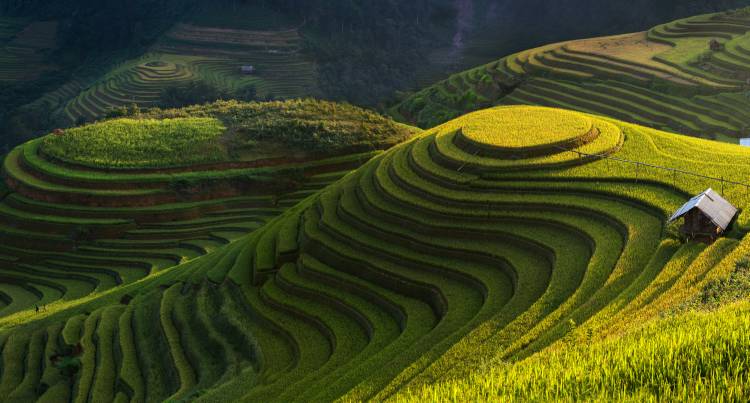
[393,7,750,142]
[2,4,750,401]
[0,103,746,401]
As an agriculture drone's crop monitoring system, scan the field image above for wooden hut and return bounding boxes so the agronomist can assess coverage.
[709,39,724,51]
[240,65,256,75]
[668,188,737,242]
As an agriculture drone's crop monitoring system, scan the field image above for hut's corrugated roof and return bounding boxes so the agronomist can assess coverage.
[668,188,738,230]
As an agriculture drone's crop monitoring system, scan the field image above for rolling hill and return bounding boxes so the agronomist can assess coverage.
[0,103,748,401]
[393,7,750,143]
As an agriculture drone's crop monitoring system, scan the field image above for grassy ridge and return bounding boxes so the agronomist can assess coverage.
[143,99,417,154]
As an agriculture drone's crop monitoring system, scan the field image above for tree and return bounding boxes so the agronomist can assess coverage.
[160,82,230,108]
[237,85,258,102]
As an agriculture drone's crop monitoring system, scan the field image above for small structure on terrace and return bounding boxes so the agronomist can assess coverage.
[709,39,724,52]
[668,188,737,242]
[240,65,256,75]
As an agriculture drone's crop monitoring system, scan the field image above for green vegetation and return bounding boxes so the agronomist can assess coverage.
[0,2,316,152]
[4,0,748,154]
[680,254,750,310]
[43,99,414,169]
[62,59,200,124]
[395,300,750,402]
[42,117,226,168]
[221,105,750,400]
[60,22,319,125]
[4,3,750,401]
[0,105,747,401]
[144,99,417,153]
[0,99,410,322]
[393,7,750,142]
[455,106,593,149]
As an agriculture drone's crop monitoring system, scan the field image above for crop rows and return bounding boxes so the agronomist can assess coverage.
[63,61,197,123]
[394,9,750,142]
[57,23,319,124]
[0,130,371,318]
[155,24,317,98]
[0,107,742,401]
[397,297,750,401]
[0,106,747,401]
[647,12,750,85]
[224,107,748,400]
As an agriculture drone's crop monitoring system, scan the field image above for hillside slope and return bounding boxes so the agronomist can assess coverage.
[8,2,750,153]
[394,7,750,143]
[57,9,318,125]
[397,299,750,401]
[0,99,416,318]
[0,105,748,401]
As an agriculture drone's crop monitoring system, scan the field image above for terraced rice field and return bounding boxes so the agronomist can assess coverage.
[0,20,58,82]
[62,59,198,123]
[0,126,378,321]
[1,105,747,401]
[156,23,317,98]
[59,22,318,124]
[394,8,750,142]
[648,10,750,84]
[399,299,750,401]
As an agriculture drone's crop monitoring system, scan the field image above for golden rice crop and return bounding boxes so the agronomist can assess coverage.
[452,106,593,148]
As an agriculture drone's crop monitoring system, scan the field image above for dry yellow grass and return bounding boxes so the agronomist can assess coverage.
[565,32,724,87]
[568,32,671,59]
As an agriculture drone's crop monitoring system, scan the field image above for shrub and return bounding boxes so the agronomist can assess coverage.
[142,99,417,153]
[41,117,227,168]
[695,255,750,308]
[160,82,231,109]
